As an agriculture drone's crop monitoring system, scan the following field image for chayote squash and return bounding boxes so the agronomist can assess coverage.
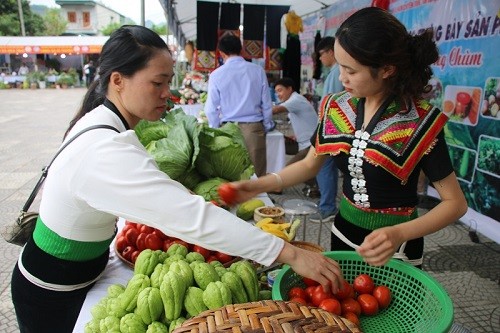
[147,321,169,333]
[184,286,208,317]
[193,262,220,290]
[185,251,205,263]
[106,296,127,318]
[107,284,126,298]
[169,260,194,286]
[120,273,151,312]
[99,315,121,332]
[168,317,186,333]
[120,313,147,333]
[209,260,224,268]
[150,263,169,288]
[166,244,188,257]
[230,261,259,301]
[164,254,185,268]
[202,281,232,310]
[258,289,272,300]
[221,271,248,304]
[84,319,101,333]
[135,249,161,276]
[214,265,228,278]
[155,249,169,263]
[90,296,109,320]
[159,270,187,322]
[136,287,163,325]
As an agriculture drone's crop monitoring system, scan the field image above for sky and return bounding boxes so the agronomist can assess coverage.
[29,0,166,25]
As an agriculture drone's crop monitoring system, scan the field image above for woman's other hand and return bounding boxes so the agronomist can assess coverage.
[357,226,405,266]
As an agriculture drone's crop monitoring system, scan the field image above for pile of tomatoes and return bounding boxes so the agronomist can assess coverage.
[287,274,392,327]
[115,220,234,265]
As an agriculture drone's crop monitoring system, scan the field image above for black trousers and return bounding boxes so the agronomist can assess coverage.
[11,263,95,333]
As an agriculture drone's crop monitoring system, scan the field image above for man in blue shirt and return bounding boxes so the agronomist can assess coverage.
[311,36,343,223]
[205,34,274,177]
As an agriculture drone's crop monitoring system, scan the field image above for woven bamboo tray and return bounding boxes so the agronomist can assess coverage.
[172,300,362,333]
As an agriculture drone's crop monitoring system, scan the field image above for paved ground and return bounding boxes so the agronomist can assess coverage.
[0,88,498,332]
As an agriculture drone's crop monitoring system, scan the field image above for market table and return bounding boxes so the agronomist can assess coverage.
[72,192,273,332]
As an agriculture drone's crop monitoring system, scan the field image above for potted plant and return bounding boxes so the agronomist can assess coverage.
[56,72,74,89]
[37,72,47,89]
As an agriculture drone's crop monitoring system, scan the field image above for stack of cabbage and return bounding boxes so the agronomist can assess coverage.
[85,246,268,333]
[134,109,254,202]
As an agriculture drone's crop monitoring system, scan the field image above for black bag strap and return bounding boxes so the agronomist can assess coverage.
[21,124,120,213]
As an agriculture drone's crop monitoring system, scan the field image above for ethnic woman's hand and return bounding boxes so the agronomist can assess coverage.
[357,226,405,266]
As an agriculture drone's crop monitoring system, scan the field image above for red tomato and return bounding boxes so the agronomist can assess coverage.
[145,233,163,250]
[343,312,360,327]
[121,224,136,235]
[319,298,341,315]
[289,297,307,305]
[305,285,316,300]
[125,228,139,246]
[115,236,128,253]
[217,183,237,205]
[139,225,155,234]
[153,229,168,240]
[121,245,135,261]
[124,220,138,228]
[288,287,308,301]
[162,239,172,252]
[214,251,233,264]
[353,274,375,295]
[372,285,392,309]
[357,294,379,316]
[302,277,319,287]
[192,245,212,260]
[311,286,333,307]
[206,255,219,263]
[340,298,362,316]
[334,280,353,300]
[130,250,141,263]
[135,233,147,251]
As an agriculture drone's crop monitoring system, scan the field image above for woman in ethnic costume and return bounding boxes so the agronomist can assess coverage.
[232,7,467,267]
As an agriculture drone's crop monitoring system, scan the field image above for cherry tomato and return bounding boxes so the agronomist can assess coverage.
[125,228,139,246]
[319,298,341,315]
[121,224,136,235]
[135,233,147,251]
[334,280,353,300]
[353,274,375,295]
[340,298,362,316]
[305,285,317,301]
[145,233,163,250]
[343,312,360,327]
[357,293,379,316]
[288,287,308,301]
[130,250,141,263]
[162,239,172,252]
[372,285,392,309]
[115,236,128,253]
[153,229,168,240]
[192,245,212,260]
[302,277,319,287]
[214,251,233,264]
[121,245,135,261]
[124,220,138,227]
[217,183,237,205]
[139,225,155,234]
[311,285,333,307]
[289,297,307,305]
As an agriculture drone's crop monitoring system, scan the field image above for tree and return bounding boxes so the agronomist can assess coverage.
[100,21,122,36]
[43,8,67,36]
[0,0,45,36]
[151,23,168,35]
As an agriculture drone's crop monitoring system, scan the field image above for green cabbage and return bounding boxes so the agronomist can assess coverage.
[134,120,170,147]
[195,123,254,181]
[193,177,228,202]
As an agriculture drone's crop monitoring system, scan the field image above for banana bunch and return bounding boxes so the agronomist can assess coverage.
[255,218,301,241]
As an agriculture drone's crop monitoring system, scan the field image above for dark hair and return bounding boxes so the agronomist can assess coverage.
[335,7,438,100]
[217,34,242,56]
[274,77,295,89]
[317,36,335,52]
[65,25,170,137]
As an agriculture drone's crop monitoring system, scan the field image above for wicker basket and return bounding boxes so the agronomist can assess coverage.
[172,300,361,333]
[290,241,325,252]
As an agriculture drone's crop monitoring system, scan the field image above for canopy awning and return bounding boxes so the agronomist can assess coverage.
[0,36,109,54]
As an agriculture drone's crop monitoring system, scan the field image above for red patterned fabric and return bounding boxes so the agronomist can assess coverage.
[266,47,282,70]
[315,92,449,183]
